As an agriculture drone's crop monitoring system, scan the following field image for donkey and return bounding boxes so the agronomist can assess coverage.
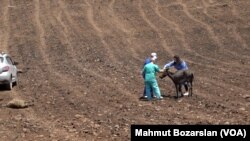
[159,68,194,98]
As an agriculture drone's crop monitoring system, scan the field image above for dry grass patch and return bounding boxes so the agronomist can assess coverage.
[6,98,31,109]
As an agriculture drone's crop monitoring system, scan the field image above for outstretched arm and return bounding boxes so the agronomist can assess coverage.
[163,61,175,69]
[155,65,164,73]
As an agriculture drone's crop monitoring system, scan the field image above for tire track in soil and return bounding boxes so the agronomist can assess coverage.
[108,0,141,61]
[110,0,164,58]
[84,0,117,63]
[108,0,132,34]
[0,1,79,140]
[150,0,236,68]
[154,0,191,51]
[39,0,98,79]
[34,1,112,139]
[54,1,139,102]
[54,1,108,77]
[35,3,144,137]
[34,0,51,65]
[34,0,82,93]
[154,1,248,71]
[36,0,125,119]
[229,1,249,50]
[59,1,143,97]
[152,0,249,120]
[143,0,186,55]
[84,0,142,68]
[0,0,31,107]
[56,0,112,64]
[177,1,224,55]
[153,1,223,66]
[0,0,10,52]
[170,1,250,69]
[201,0,250,59]
[138,0,174,57]
[14,1,83,139]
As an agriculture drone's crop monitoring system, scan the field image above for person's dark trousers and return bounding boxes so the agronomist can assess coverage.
[143,86,154,97]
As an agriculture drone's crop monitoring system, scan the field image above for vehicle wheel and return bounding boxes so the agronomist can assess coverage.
[6,81,13,90]
[13,81,17,86]
[13,74,18,86]
[6,77,13,90]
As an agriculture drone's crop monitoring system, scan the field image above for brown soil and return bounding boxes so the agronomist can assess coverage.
[0,0,249,140]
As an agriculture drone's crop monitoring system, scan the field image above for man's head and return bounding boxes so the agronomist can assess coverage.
[151,52,157,61]
[173,55,181,63]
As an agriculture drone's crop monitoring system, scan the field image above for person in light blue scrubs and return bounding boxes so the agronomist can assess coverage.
[142,58,163,100]
[141,53,157,98]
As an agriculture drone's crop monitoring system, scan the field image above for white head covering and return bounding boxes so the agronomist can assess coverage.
[151,52,157,61]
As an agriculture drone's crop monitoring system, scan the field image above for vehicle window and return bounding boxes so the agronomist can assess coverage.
[6,57,13,65]
[0,57,3,63]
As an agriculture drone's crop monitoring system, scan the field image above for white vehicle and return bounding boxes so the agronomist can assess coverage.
[0,52,18,90]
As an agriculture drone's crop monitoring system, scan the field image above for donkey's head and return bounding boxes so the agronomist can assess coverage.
[159,68,169,79]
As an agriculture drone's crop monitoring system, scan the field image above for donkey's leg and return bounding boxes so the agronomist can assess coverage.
[175,85,179,98]
[179,84,183,96]
[184,83,188,93]
[176,84,182,98]
[190,82,193,96]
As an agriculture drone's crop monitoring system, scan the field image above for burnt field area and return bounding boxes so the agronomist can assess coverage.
[0,0,249,140]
